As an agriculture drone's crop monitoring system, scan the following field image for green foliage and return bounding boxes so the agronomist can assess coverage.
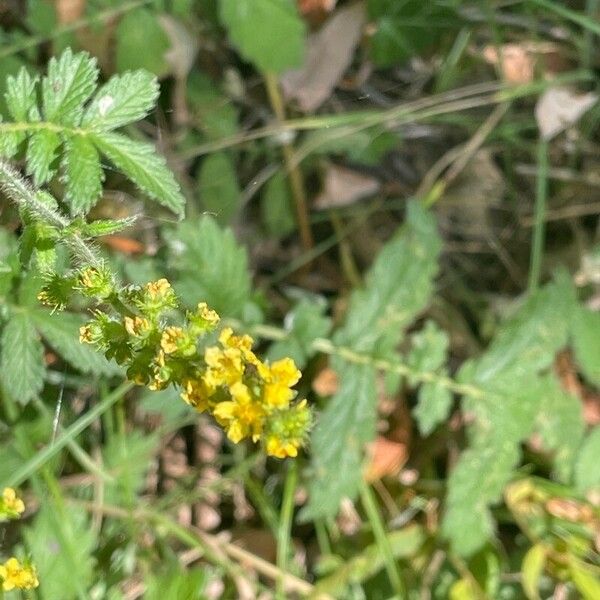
[261,172,296,237]
[197,151,240,223]
[571,306,600,386]
[303,201,441,519]
[167,215,252,317]
[574,428,600,493]
[145,565,208,600]
[219,0,306,73]
[0,47,184,216]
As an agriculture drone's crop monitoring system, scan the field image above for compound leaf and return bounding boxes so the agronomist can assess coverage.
[26,129,61,186]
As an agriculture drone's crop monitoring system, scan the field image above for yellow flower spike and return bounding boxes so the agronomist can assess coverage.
[0,558,39,591]
[0,488,25,521]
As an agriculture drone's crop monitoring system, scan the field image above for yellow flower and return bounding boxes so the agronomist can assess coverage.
[265,436,300,458]
[145,278,171,298]
[0,558,39,591]
[160,326,185,354]
[263,400,311,458]
[124,316,151,338]
[196,302,220,326]
[213,382,265,443]
[79,324,94,344]
[0,488,25,521]
[204,346,244,389]
[263,358,301,408]
[181,378,212,412]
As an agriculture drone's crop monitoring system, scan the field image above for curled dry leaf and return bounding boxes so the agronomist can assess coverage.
[55,0,85,25]
[364,436,408,482]
[482,43,535,84]
[314,163,380,209]
[298,0,337,16]
[535,87,598,140]
[312,366,339,396]
[281,2,366,112]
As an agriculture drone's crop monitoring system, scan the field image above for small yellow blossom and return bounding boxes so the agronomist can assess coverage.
[263,358,301,408]
[0,558,39,591]
[146,278,171,298]
[204,346,244,389]
[79,324,94,344]
[265,436,299,458]
[181,378,211,412]
[0,488,25,521]
[213,383,266,443]
[160,326,186,354]
[124,316,151,338]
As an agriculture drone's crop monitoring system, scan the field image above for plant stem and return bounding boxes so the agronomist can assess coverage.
[528,138,549,293]
[276,460,298,600]
[263,71,314,252]
[360,479,406,599]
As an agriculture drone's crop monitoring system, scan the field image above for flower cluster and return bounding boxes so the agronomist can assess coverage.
[78,277,311,458]
[0,488,39,592]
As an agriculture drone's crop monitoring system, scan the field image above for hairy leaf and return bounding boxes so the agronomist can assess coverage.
[5,67,38,122]
[91,131,185,216]
[31,310,121,376]
[26,129,61,186]
[42,47,98,125]
[0,311,45,404]
[571,306,600,386]
[220,0,305,73]
[62,135,104,215]
[83,70,160,130]
[168,216,251,317]
[407,320,449,379]
[414,379,453,435]
[197,151,240,223]
[574,428,600,493]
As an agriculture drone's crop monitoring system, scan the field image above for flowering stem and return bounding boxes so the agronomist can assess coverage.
[360,479,406,599]
[276,460,298,600]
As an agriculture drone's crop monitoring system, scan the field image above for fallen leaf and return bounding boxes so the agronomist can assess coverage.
[535,87,598,140]
[100,235,145,255]
[314,163,380,209]
[312,366,339,396]
[55,0,85,24]
[281,2,366,112]
[482,43,535,84]
[298,0,337,16]
[364,436,408,482]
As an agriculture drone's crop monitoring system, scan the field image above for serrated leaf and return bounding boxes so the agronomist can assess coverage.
[304,201,440,520]
[335,201,441,353]
[197,151,240,223]
[80,217,136,238]
[24,505,95,600]
[82,70,159,130]
[168,216,251,317]
[26,129,61,185]
[91,131,185,216]
[220,0,305,73]
[261,172,295,237]
[300,363,376,521]
[407,320,449,377]
[0,311,45,404]
[442,443,520,556]
[574,428,600,493]
[42,47,98,125]
[522,544,546,600]
[31,310,121,377]
[0,127,20,158]
[5,67,38,121]
[414,379,453,435]
[571,306,600,386]
[534,376,584,481]
[61,135,104,215]
[268,297,331,368]
[115,8,171,76]
[468,274,576,384]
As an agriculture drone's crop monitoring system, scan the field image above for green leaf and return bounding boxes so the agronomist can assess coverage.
[26,129,61,186]
[574,428,600,493]
[571,306,600,386]
[261,172,296,237]
[267,297,331,368]
[301,363,377,521]
[5,67,38,121]
[82,70,159,130]
[0,126,20,159]
[42,47,98,125]
[91,131,185,216]
[80,217,137,238]
[24,505,95,600]
[115,8,170,76]
[335,201,441,354]
[168,216,252,317]
[414,379,453,435]
[145,565,208,600]
[407,320,449,377]
[304,201,441,520]
[0,311,45,404]
[534,375,584,481]
[196,151,240,223]
[31,310,121,376]
[61,135,104,215]
[220,0,305,73]
[521,544,546,600]
[442,443,520,557]
[569,560,600,600]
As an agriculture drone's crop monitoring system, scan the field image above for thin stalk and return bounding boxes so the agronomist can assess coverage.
[264,72,314,252]
[360,479,406,599]
[528,138,549,293]
[276,461,298,600]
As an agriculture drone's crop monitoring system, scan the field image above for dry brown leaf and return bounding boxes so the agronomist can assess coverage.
[312,367,339,396]
[100,235,145,255]
[364,436,408,482]
[482,43,535,84]
[298,0,337,16]
[281,2,366,112]
[535,87,597,140]
[314,163,380,209]
[55,0,85,24]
